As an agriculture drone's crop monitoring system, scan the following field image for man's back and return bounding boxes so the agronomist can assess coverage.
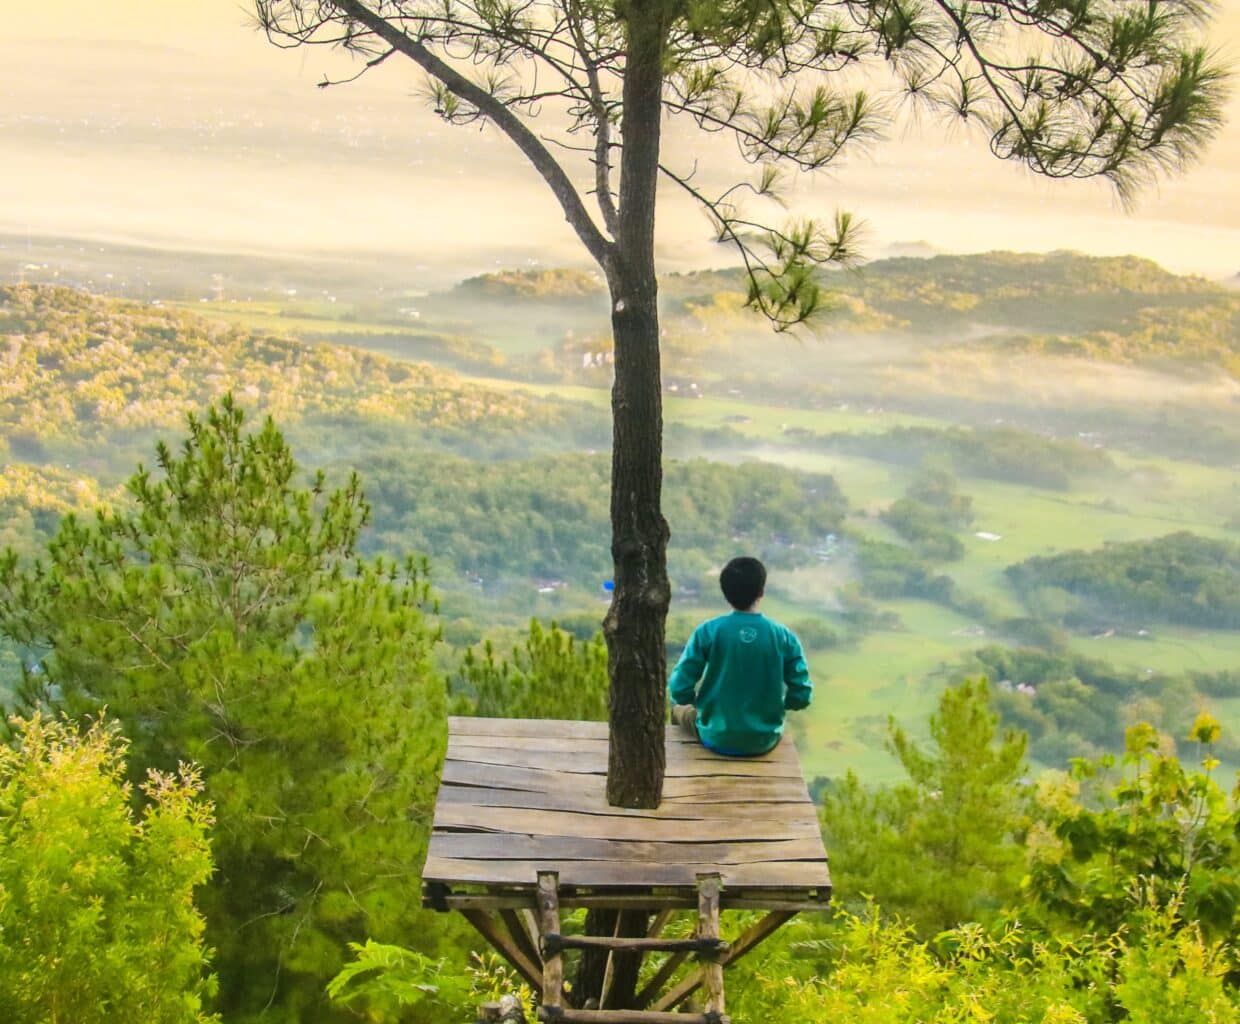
[668,610,811,756]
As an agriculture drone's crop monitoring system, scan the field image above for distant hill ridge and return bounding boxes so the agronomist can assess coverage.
[0,284,606,457]
[451,251,1239,373]
[450,250,1216,301]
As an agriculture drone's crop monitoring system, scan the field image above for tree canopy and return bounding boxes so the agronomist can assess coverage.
[256,0,1228,323]
[252,0,1228,808]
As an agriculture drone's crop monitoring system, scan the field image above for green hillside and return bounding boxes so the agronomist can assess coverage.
[4,279,1239,784]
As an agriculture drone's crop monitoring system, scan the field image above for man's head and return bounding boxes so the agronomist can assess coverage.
[719,556,766,610]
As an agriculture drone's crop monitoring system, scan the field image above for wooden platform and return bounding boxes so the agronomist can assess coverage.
[423,716,831,909]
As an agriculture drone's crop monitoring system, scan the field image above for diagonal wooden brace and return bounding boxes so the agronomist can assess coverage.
[649,909,796,1013]
[462,909,544,993]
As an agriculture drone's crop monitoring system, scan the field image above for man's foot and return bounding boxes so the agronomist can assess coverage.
[671,703,698,739]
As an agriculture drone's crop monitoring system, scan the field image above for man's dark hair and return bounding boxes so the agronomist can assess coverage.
[719,557,766,610]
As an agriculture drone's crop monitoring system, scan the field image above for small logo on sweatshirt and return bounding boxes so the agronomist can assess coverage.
[739,627,758,643]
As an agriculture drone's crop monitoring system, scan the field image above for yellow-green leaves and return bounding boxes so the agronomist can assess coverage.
[1189,711,1222,746]
[0,714,217,1024]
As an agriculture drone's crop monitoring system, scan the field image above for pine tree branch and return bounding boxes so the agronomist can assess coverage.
[331,0,614,270]
[566,0,620,238]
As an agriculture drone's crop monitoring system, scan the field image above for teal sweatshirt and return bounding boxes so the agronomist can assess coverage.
[668,611,812,756]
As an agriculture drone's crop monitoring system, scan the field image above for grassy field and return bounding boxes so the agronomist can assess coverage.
[429,349,1240,783]
[793,601,986,781]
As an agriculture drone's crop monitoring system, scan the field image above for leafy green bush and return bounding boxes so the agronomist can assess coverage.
[1024,715,1240,945]
[0,714,217,1023]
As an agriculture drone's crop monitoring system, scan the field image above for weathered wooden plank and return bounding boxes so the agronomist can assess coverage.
[427,833,828,865]
[422,857,831,890]
[660,776,811,801]
[448,747,608,775]
[436,887,833,907]
[436,785,819,821]
[448,732,797,765]
[669,739,799,765]
[451,716,610,739]
[432,805,821,842]
[441,760,604,793]
[447,746,804,779]
[440,760,810,799]
[450,733,611,752]
[450,716,801,757]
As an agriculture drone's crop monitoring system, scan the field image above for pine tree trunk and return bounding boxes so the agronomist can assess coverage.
[571,909,650,1009]
[603,2,670,810]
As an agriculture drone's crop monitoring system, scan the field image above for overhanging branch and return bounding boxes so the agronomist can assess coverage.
[332,0,614,270]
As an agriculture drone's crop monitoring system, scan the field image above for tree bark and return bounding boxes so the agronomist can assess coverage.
[606,909,652,1009]
[603,1,670,810]
[571,909,650,1010]
[572,908,615,1009]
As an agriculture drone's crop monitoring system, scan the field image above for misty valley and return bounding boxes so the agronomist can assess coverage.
[3,244,1239,785]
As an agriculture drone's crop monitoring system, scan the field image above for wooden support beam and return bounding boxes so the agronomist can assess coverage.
[633,949,691,1010]
[597,906,623,1010]
[501,908,543,972]
[462,910,544,993]
[538,872,564,1012]
[521,908,542,946]
[646,909,674,939]
[649,910,796,1013]
[719,909,797,964]
[434,892,826,913]
[543,934,727,955]
[697,874,724,1016]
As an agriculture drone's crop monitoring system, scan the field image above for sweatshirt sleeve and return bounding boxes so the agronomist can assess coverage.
[668,625,708,706]
[782,630,812,711]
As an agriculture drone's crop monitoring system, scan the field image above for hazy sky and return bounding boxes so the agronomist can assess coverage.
[3,0,1238,280]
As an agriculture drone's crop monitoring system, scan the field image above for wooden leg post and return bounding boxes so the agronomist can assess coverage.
[537,871,563,1019]
[697,873,725,1017]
